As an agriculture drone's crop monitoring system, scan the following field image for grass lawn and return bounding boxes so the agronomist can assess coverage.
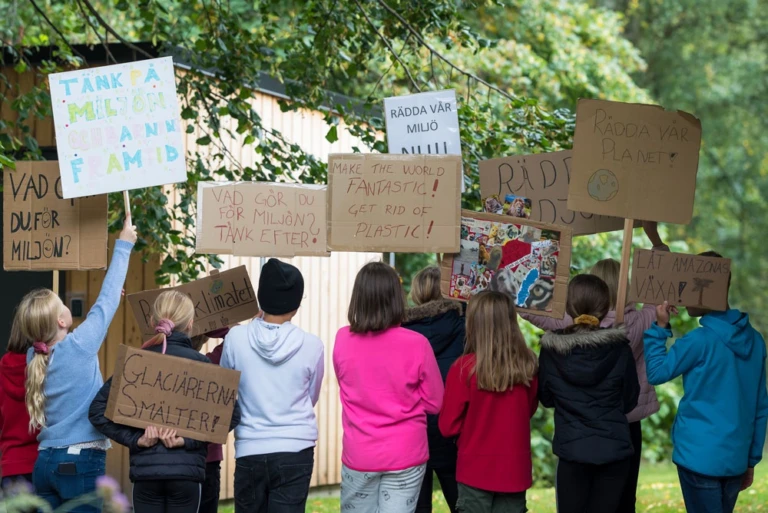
[219,462,768,512]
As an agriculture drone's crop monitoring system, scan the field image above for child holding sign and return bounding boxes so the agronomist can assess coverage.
[538,275,639,513]
[439,291,538,513]
[334,262,443,513]
[20,217,135,511]
[89,291,240,513]
[645,254,768,513]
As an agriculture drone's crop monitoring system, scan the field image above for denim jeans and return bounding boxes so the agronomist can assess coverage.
[33,448,106,513]
[677,466,743,513]
[234,447,314,513]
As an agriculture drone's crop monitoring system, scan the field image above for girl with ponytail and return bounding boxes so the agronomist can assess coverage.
[19,218,136,511]
[89,290,240,513]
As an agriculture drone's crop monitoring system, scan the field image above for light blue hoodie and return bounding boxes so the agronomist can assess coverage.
[220,318,324,458]
[644,309,768,477]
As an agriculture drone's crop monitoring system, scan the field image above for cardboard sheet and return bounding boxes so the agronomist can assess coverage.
[629,249,730,311]
[196,181,328,257]
[327,153,462,253]
[568,99,702,224]
[105,345,240,444]
[127,266,259,338]
[440,210,572,318]
[479,150,625,235]
[3,161,108,270]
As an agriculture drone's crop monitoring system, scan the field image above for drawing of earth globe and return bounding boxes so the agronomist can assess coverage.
[587,169,619,202]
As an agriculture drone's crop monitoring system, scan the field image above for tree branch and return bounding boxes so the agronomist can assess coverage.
[79,0,154,59]
[27,0,86,60]
[353,0,421,93]
[376,0,516,101]
[74,0,117,64]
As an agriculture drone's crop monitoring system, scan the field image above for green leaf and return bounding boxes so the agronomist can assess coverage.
[325,125,338,143]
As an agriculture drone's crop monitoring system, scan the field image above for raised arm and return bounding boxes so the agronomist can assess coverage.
[644,303,705,385]
[519,312,572,332]
[70,219,137,355]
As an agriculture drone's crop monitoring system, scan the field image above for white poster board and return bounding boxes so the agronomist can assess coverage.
[384,89,463,191]
[49,57,187,199]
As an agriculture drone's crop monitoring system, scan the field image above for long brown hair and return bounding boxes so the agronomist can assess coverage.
[410,266,442,305]
[589,259,620,309]
[563,274,611,334]
[348,262,405,334]
[464,291,537,391]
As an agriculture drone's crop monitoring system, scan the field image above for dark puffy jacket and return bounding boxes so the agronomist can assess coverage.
[88,331,241,483]
[403,299,465,468]
[538,327,639,466]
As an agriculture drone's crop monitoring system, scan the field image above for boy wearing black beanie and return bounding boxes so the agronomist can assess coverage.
[221,259,325,513]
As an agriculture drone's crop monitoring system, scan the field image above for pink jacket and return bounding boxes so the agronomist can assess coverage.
[333,326,444,472]
[521,303,660,423]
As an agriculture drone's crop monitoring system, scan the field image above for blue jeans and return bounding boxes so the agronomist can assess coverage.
[234,448,314,513]
[33,448,106,513]
[677,466,743,513]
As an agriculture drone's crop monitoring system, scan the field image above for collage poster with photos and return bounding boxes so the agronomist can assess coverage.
[446,212,568,316]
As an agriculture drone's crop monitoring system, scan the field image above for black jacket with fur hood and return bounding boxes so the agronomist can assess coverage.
[538,327,640,465]
[403,299,465,467]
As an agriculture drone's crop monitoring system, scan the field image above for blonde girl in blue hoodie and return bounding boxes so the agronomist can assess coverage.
[220,259,324,513]
[645,251,768,513]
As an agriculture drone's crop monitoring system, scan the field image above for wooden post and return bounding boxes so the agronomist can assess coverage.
[123,190,132,221]
[614,218,635,326]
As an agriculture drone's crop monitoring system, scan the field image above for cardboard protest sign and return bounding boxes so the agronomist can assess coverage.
[479,150,625,235]
[440,210,572,318]
[105,345,240,444]
[49,57,186,199]
[629,249,730,311]
[196,182,327,257]
[327,154,462,253]
[3,162,108,270]
[127,266,259,339]
[568,99,702,224]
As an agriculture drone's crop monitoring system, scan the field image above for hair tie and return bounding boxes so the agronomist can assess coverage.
[574,315,600,327]
[154,319,175,336]
[32,342,49,355]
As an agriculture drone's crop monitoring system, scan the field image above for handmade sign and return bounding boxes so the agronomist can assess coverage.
[196,182,327,257]
[105,345,240,444]
[568,99,702,224]
[629,249,730,311]
[127,266,259,338]
[479,150,625,235]
[3,162,108,270]
[327,154,462,253]
[48,57,186,199]
[384,89,460,156]
[440,210,572,318]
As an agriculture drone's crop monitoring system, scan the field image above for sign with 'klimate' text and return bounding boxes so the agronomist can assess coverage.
[49,57,187,199]
[3,162,108,270]
[327,154,462,253]
[105,345,240,444]
[127,266,259,338]
[568,99,702,224]
[196,181,327,257]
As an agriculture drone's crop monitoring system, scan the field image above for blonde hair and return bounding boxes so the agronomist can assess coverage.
[19,289,63,431]
[464,291,538,391]
[142,290,195,349]
[589,259,620,309]
[7,308,31,354]
[410,266,442,305]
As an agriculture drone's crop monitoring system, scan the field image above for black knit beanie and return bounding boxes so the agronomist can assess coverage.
[258,259,304,315]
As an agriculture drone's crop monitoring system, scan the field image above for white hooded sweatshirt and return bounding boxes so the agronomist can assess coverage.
[221,318,325,457]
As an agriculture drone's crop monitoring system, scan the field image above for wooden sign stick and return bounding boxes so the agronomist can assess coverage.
[123,190,132,221]
[614,218,635,326]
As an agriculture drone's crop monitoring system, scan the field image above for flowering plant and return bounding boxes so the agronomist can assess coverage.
[0,475,128,513]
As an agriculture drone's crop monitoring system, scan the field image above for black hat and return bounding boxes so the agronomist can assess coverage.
[258,259,304,315]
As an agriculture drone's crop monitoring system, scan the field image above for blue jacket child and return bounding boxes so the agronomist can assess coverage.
[645,306,768,478]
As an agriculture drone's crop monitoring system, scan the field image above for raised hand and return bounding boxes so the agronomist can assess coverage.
[655,301,679,329]
[119,216,138,244]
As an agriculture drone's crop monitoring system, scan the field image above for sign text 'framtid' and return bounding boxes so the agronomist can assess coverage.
[105,345,241,444]
[327,153,462,253]
[568,99,702,224]
[196,181,328,258]
[3,161,108,271]
[127,266,259,339]
[48,57,187,199]
[629,249,730,311]
[479,150,625,236]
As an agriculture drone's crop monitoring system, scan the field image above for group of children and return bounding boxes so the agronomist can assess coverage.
[0,217,767,513]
